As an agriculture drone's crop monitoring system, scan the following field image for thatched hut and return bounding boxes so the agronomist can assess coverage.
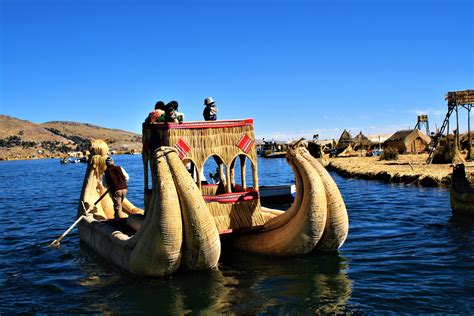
[337,130,353,149]
[352,131,372,151]
[383,129,431,154]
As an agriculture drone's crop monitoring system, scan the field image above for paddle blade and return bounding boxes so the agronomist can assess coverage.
[49,240,61,248]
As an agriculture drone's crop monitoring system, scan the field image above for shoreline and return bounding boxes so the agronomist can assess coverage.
[323,153,458,187]
[1,151,461,189]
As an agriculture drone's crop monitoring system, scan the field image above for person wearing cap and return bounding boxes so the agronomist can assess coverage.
[165,101,185,123]
[171,101,185,123]
[104,157,129,219]
[203,97,218,121]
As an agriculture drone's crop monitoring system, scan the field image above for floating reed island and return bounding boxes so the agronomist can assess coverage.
[76,119,349,277]
[324,154,457,187]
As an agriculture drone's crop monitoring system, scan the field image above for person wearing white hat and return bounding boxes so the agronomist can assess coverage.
[203,97,218,121]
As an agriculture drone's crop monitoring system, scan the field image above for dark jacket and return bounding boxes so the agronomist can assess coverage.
[203,106,217,121]
[105,165,128,191]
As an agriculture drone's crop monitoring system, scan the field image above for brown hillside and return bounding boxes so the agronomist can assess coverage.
[0,115,142,160]
[41,121,142,152]
[0,115,70,143]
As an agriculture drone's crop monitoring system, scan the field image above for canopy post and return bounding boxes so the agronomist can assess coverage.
[240,155,247,190]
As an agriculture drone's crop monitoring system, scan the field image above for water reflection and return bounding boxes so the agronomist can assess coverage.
[219,249,352,314]
[74,241,352,314]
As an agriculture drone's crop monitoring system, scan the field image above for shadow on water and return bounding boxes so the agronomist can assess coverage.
[218,246,353,314]
[72,242,353,314]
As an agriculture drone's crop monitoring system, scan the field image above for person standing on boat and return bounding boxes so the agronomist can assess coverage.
[203,97,218,121]
[145,101,166,124]
[104,157,129,219]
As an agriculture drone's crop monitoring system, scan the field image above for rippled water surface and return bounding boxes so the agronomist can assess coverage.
[1,156,473,314]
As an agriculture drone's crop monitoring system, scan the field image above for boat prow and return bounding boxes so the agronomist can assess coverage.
[450,163,474,217]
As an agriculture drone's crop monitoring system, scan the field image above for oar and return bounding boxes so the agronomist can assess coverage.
[49,189,109,248]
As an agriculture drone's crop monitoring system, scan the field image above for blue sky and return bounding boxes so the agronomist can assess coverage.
[1,0,473,140]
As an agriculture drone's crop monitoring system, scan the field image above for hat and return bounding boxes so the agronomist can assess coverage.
[167,101,179,110]
[204,97,215,106]
[105,157,114,165]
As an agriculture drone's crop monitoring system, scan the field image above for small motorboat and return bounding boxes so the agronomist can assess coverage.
[259,184,296,204]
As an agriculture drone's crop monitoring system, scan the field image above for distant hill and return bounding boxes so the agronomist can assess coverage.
[0,115,141,160]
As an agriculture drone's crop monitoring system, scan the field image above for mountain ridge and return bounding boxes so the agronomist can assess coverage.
[0,115,141,160]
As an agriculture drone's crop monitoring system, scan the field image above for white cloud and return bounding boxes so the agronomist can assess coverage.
[410,108,446,117]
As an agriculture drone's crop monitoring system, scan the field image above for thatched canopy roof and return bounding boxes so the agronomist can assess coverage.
[445,90,474,105]
[353,131,372,147]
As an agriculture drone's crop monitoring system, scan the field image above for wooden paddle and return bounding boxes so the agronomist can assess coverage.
[49,189,109,248]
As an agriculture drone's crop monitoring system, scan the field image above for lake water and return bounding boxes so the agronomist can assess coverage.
[0,155,473,314]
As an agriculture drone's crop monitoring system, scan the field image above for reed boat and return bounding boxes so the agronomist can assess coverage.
[77,119,349,276]
[450,163,474,217]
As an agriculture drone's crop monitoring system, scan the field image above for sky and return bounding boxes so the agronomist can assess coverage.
[1,0,473,141]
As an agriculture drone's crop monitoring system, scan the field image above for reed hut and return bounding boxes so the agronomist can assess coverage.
[337,130,353,149]
[383,129,431,154]
[352,131,372,151]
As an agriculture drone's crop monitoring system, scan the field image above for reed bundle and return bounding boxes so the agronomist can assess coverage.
[207,199,267,231]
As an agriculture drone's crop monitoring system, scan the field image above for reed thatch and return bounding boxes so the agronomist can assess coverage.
[337,129,353,149]
[207,199,267,231]
[232,142,328,256]
[299,146,348,250]
[445,90,474,105]
[383,129,431,154]
[142,120,259,201]
[166,148,221,270]
[352,131,372,151]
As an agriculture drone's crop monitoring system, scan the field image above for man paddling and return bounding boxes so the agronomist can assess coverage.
[104,157,129,219]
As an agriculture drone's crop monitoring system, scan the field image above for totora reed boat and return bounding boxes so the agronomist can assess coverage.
[450,163,474,217]
[77,119,349,276]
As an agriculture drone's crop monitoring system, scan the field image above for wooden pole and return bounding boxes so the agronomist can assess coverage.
[456,105,460,149]
[252,159,259,190]
[240,155,247,190]
[49,190,109,248]
[229,159,236,188]
[469,106,472,160]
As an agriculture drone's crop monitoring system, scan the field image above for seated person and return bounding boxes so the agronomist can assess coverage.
[165,101,184,123]
[145,101,166,124]
[171,101,185,123]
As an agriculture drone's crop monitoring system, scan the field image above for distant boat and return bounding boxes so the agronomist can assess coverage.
[260,140,289,158]
[261,151,286,158]
[260,184,296,204]
[60,157,81,164]
[450,163,474,217]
